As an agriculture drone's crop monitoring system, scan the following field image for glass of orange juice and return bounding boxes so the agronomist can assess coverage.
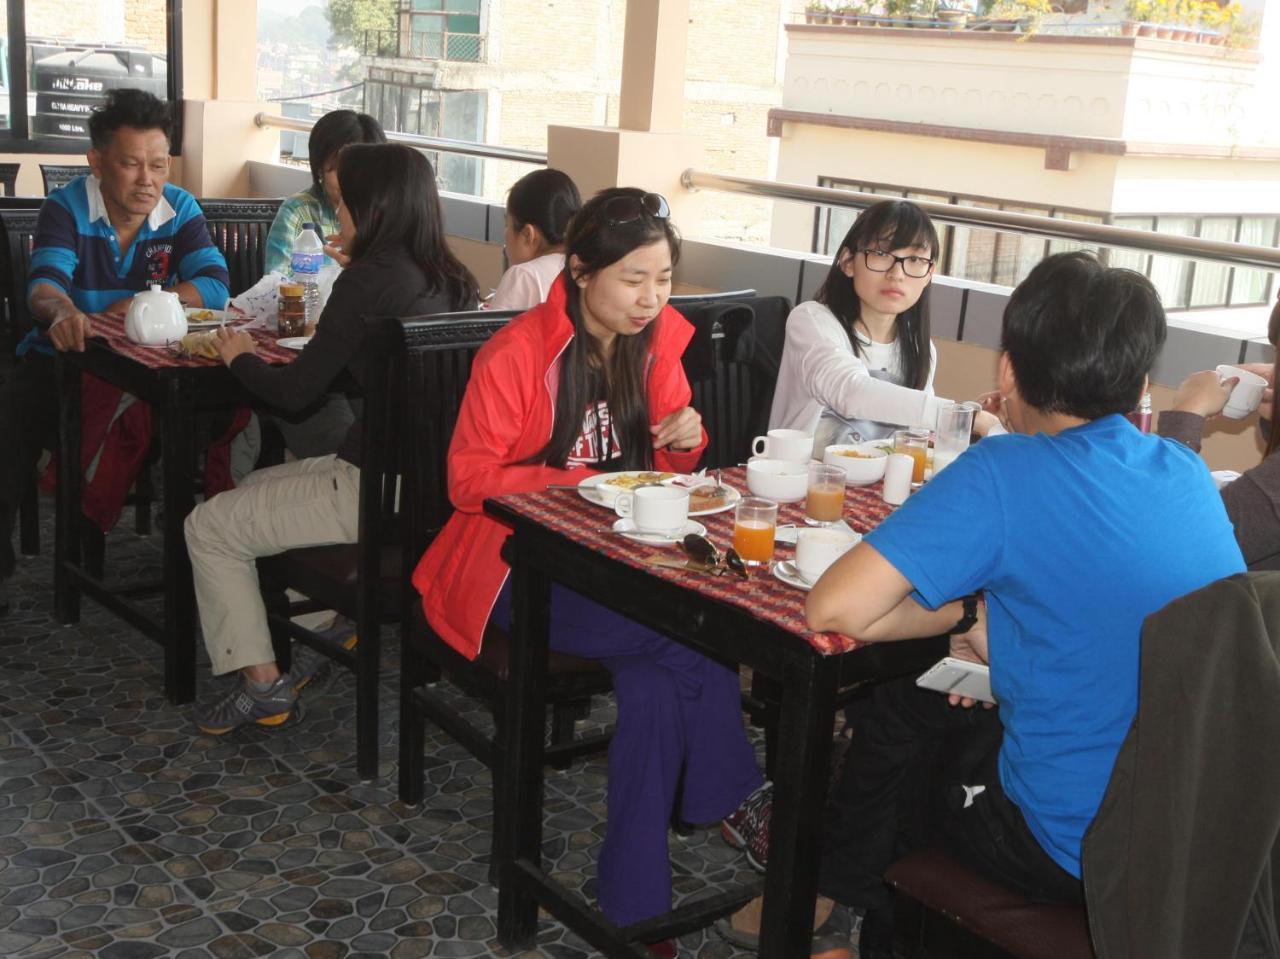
[805,464,846,526]
[892,428,931,487]
[733,497,778,566]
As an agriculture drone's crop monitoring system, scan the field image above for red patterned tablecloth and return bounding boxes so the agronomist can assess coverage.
[86,313,300,369]
[496,466,896,656]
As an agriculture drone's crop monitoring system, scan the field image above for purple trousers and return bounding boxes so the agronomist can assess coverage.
[493,579,763,926]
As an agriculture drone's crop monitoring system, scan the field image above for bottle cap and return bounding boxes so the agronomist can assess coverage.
[279,282,304,296]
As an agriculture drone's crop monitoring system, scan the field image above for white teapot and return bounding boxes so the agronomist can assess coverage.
[124,284,187,346]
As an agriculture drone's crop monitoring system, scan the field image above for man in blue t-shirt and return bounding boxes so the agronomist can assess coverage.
[717,252,1245,958]
[0,88,229,615]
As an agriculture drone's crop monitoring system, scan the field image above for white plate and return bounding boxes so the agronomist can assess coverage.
[677,480,741,517]
[772,560,813,591]
[611,518,707,545]
[277,336,312,351]
[184,307,225,329]
[578,472,738,517]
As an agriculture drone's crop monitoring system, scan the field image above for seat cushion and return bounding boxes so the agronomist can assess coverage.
[257,542,401,619]
[884,848,1093,959]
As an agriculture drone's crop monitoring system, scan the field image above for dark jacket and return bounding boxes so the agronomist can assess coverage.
[230,248,475,463]
[1083,572,1280,959]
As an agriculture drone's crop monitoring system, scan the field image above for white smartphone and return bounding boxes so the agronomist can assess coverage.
[916,657,996,704]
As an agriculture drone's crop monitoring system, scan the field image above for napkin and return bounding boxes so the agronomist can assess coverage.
[229,264,343,331]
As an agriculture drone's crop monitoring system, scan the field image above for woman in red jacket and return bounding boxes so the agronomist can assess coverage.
[413,188,764,940]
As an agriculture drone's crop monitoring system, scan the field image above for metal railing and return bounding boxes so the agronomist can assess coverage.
[254,112,547,166]
[360,27,486,63]
[681,169,1280,273]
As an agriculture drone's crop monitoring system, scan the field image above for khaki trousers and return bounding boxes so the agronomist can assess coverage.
[185,454,361,675]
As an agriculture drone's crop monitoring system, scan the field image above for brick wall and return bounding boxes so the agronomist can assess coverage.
[25,0,166,52]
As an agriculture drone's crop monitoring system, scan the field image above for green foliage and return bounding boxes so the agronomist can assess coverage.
[327,0,397,49]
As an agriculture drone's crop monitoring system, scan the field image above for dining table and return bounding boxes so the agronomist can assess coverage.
[53,312,298,704]
[486,466,948,958]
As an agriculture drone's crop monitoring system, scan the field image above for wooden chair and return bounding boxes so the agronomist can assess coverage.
[256,316,405,780]
[0,164,21,197]
[199,198,284,297]
[396,310,612,812]
[39,165,90,195]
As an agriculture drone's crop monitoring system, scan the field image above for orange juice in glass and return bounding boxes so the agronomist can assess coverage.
[892,428,931,486]
[733,497,778,566]
[805,463,846,526]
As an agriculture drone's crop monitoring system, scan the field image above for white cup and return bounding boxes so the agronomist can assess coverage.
[795,527,860,584]
[1215,364,1268,420]
[614,485,689,535]
[751,428,814,463]
[882,452,914,506]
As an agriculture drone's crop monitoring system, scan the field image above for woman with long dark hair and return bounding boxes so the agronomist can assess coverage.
[488,167,581,311]
[186,144,477,735]
[413,187,764,951]
[1158,291,1280,568]
[770,200,950,454]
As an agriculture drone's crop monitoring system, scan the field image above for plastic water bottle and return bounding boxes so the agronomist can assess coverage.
[290,222,324,327]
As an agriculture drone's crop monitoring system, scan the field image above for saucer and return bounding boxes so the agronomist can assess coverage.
[277,336,312,350]
[772,560,813,591]
[611,518,707,545]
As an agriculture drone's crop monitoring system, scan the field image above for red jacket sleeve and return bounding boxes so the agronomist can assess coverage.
[649,331,707,473]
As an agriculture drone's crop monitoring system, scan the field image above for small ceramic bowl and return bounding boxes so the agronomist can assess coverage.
[745,457,809,503]
[823,443,889,485]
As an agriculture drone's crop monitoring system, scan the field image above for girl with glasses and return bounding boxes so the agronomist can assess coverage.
[488,168,582,311]
[770,200,959,454]
[413,187,764,952]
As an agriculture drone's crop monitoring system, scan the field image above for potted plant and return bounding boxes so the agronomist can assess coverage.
[883,0,912,27]
[805,1,832,24]
[936,1,970,28]
[980,0,1050,31]
[908,0,938,28]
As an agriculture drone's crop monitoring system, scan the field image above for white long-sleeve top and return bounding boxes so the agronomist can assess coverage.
[768,300,949,455]
[488,252,566,312]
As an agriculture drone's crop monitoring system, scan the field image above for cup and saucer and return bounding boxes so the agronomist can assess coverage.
[772,527,861,591]
[614,485,705,545]
[772,560,812,591]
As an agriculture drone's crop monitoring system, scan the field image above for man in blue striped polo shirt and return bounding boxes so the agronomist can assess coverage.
[0,88,230,616]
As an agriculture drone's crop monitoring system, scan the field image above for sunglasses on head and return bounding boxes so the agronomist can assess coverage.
[602,192,671,226]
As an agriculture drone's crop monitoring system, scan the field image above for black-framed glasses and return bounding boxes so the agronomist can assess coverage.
[603,192,671,226]
[858,248,935,278]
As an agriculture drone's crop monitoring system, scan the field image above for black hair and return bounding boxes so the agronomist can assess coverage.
[337,144,477,309]
[534,186,682,470]
[88,88,173,150]
[814,199,939,391]
[507,169,582,249]
[307,110,386,198]
[1001,251,1166,420]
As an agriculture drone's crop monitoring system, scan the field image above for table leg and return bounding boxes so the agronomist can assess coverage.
[757,657,839,957]
[53,359,81,625]
[161,377,197,704]
[496,535,551,951]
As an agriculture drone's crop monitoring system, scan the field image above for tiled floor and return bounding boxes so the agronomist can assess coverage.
[0,495,768,958]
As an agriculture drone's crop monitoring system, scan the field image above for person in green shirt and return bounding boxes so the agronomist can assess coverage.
[264,109,386,275]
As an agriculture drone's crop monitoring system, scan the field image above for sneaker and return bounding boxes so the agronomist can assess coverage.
[193,675,296,735]
[290,617,358,693]
[714,899,861,958]
[721,780,772,872]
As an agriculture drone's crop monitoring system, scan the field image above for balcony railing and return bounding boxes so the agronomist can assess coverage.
[360,28,486,63]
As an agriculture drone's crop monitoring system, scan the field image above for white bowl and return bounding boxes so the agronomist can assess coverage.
[823,443,888,485]
[745,457,809,503]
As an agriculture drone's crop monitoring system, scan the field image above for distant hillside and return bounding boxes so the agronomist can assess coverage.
[259,3,331,48]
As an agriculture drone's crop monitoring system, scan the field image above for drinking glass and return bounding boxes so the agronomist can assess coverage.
[891,428,931,486]
[804,463,846,526]
[933,403,976,475]
[732,497,778,566]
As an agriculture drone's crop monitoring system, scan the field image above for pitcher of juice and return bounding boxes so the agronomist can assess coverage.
[733,497,778,566]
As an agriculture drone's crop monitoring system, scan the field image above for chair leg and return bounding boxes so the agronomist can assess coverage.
[355,620,380,781]
[397,641,428,806]
[133,462,153,536]
[18,485,39,557]
[488,691,507,887]
[751,671,782,781]
[80,522,105,581]
[546,701,579,771]
[262,590,291,670]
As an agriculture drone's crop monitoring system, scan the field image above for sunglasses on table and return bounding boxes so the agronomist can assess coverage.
[682,533,748,581]
[603,192,671,226]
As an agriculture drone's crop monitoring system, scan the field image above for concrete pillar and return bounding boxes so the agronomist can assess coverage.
[176,0,278,197]
[546,0,703,229]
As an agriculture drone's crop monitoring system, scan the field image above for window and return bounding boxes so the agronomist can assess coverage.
[405,0,484,62]
[815,178,1276,310]
[1,0,180,152]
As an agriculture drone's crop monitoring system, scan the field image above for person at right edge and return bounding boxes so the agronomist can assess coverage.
[716,251,1246,958]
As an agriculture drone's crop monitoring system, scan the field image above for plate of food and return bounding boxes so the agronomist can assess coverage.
[578,471,741,517]
[171,329,222,359]
[184,307,226,329]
